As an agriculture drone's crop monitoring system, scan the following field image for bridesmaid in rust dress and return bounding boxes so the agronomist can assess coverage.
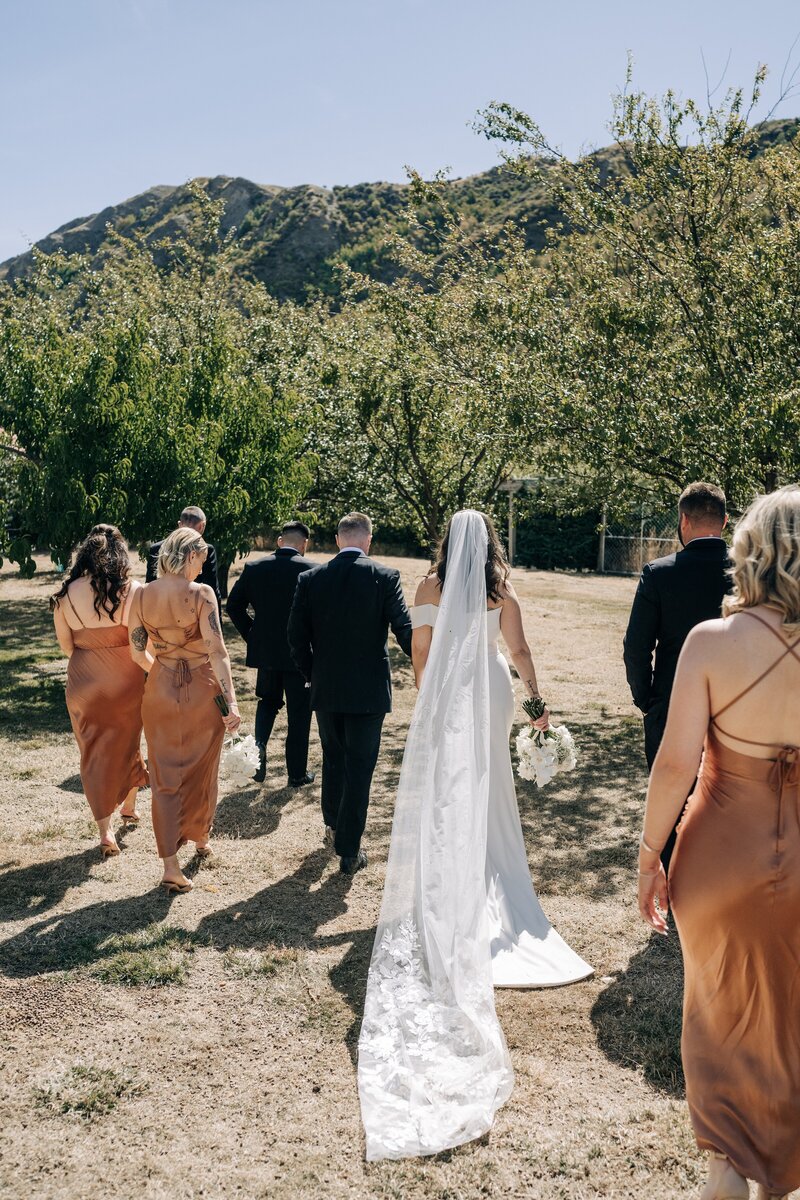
[52,524,149,857]
[128,527,240,894]
[638,484,800,1200]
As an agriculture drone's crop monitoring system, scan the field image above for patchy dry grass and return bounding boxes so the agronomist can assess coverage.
[33,1062,146,1119]
[0,552,784,1199]
[89,923,197,987]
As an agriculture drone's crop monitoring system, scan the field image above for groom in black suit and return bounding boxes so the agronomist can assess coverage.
[623,481,731,867]
[288,513,413,874]
[226,521,315,786]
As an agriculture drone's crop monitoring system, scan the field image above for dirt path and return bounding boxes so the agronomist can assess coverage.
[0,554,762,1198]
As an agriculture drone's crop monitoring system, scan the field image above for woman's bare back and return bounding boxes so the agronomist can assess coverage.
[702,608,800,754]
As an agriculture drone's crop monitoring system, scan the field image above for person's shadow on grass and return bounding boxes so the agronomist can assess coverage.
[590,930,685,1098]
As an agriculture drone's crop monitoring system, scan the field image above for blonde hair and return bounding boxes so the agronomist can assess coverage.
[158,527,208,577]
[723,485,800,630]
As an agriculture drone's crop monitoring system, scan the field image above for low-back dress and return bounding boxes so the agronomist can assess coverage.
[62,589,148,819]
[140,587,224,857]
[669,611,800,1196]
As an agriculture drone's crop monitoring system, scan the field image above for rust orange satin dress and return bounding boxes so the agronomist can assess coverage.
[63,594,148,820]
[140,595,224,858]
[669,613,800,1196]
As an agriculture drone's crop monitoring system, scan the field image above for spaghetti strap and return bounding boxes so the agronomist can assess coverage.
[65,589,86,628]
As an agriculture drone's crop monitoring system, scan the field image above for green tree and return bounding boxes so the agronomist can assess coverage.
[308,190,551,547]
[0,187,313,587]
[478,70,800,509]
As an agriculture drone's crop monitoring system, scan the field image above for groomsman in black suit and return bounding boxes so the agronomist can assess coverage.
[288,513,413,874]
[226,521,315,786]
[623,481,731,868]
[146,505,222,613]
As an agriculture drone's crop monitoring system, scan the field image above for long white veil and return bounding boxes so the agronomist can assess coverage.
[358,510,513,1161]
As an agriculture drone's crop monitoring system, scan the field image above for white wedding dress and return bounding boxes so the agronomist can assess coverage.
[358,512,592,1162]
[418,603,593,990]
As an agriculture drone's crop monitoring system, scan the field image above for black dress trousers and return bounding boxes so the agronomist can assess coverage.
[316,711,385,859]
[255,668,312,781]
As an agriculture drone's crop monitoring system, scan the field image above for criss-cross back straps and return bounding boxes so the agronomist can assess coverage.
[140,586,202,650]
[711,611,800,747]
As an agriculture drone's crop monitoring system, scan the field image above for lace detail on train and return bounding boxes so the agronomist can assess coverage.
[358,917,513,1159]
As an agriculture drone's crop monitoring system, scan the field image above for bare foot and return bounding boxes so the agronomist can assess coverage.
[194,841,213,859]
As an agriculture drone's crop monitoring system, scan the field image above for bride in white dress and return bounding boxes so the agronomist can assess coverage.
[358,510,591,1161]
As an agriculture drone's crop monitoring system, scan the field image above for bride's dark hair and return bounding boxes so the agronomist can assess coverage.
[430,511,510,602]
[50,524,131,619]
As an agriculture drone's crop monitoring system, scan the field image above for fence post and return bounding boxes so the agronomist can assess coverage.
[508,492,516,567]
[639,503,646,573]
[596,503,607,573]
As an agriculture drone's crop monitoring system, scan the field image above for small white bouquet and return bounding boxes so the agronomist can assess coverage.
[515,696,577,788]
[220,733,261,788]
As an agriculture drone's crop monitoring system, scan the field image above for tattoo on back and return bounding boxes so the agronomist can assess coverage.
[131,625,148,651]
[208,608,221,636]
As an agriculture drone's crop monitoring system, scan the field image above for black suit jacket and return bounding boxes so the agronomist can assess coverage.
[145,538,222,613]
[623,537,732,714]
[287,551,413,714]
[226,548,314,672]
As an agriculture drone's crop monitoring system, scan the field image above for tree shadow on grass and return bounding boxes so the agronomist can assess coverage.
[0,598,71,737]
[590,931,685,1098]
[516,716,647,901]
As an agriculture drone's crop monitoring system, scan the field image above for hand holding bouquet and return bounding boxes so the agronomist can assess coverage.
[515,696,577,788]
[220,733,261,788]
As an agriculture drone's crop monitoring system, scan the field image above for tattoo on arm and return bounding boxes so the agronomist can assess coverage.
[131,626,148,652]
[208,607,221,636]
[524,678,541,697]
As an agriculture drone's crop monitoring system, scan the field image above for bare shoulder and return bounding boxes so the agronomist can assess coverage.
[681,618,728,661]
[497,579,519,606]
[195,582,216,606]
[414,573,440,606]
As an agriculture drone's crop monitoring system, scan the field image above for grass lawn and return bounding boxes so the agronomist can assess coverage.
[0,552,766,1199]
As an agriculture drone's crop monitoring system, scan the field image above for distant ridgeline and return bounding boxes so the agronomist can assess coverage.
[4,118,795,304]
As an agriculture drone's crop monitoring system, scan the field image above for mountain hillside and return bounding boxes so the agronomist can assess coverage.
[2,119,797,303]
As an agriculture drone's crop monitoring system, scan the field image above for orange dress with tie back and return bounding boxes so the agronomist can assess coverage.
[139,590,224,857]
[669,612,800,1196]
[63,591,148,819]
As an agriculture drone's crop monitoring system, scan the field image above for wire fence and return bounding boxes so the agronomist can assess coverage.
[598,507,678,575]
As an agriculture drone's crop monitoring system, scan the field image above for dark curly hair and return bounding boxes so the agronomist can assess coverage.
[430,511,511,603]
[50,524,132,620]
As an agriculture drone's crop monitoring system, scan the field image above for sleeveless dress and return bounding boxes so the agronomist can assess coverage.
[62,591,148,820]
[140,590,225,857]
[669,612,800,1196]
[412,603,592,987]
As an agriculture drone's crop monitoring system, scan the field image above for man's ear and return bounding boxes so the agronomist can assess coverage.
[722,514,729,530]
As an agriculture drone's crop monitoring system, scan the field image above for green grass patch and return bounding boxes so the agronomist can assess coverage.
[222,946,295,978]
[90,923,196,987]
[33,1063,146,1119]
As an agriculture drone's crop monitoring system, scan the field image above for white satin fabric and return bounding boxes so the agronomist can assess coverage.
[415,604,592,988]
[358,512,592,1163]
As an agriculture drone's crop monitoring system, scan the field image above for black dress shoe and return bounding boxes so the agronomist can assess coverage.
[288,771,315,787]
[339,851,368,875]
[253,744,267,785]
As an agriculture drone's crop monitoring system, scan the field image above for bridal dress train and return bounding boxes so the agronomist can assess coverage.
[358,512,591,1162]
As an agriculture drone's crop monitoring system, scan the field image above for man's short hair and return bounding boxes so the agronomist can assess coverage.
[337,512,373,541]
[281,520,310,541]
[678,482,726,525]
[179,505,206,528]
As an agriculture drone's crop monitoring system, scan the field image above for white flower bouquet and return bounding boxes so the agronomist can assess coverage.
[219,733,261,788]
[515,696,577,788]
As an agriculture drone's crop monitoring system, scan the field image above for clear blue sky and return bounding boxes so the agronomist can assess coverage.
[1,0,798,262]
